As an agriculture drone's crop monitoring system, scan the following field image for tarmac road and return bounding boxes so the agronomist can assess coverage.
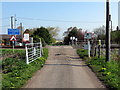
[24,46,105,88]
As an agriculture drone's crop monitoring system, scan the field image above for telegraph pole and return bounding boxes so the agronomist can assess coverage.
[11,16,14,52]
[14,14,17,28]
[106,0,110,62]
[11,16,14,29]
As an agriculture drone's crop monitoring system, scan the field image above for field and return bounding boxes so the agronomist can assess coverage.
[1,48,48,89]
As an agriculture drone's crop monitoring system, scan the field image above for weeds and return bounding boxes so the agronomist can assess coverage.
[77,49,120,89]
[2,48,48,89]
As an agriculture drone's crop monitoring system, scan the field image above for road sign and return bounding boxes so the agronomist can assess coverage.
[10,35,17,41]
[8,29,20,35]
[23,33,29,42]
[84,33,93,39]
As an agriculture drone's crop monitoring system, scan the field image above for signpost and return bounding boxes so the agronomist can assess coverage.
[84,32,93,58]
[10,35,17,53]
[84,33,93,39]
[8,28,20,53]
[10,35,17,41]
[23,33,29,42]
[8,29,20,35]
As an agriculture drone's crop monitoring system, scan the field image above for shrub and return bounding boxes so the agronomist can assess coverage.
[77,49,88,58]
[42,48,48,59]
[2,48,48,89]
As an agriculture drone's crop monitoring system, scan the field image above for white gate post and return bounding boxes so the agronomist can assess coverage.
[88,40,91,58]
[25,44,29,64]
[40,38,42,57]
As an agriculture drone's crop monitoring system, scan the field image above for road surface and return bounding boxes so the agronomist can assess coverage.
[24,46,105,88]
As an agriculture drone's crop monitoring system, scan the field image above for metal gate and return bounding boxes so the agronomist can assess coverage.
[25,41,42,64]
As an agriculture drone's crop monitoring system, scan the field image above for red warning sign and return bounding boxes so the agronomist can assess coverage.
[10,35,17,41]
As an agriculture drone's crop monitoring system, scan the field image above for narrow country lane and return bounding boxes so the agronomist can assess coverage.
[24,46,105,88]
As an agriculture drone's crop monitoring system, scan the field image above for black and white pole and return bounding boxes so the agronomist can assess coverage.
[73,36,75,45]
[75,38,78,45]
[70,37,72,45]
[98,40,101,58]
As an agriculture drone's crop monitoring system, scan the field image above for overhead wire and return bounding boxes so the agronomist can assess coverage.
[17,17,105,23]
[0,17,10,20]
[0,25,10,27]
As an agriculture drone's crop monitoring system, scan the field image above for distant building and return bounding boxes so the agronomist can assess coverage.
[0,34,22,46]
[56,39,63,43]
[118,1,120,28]
[0,29,30,46]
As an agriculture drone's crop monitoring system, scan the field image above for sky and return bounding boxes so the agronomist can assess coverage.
[118,2,120,27]
[0,1,118,39]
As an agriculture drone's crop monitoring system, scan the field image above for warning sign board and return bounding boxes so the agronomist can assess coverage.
[10,35,17,41]
[23,33,29,42]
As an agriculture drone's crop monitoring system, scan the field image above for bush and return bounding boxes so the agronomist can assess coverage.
[2,48,48,89]
[42,48,48,59]
[77,49,88,58]
[1,49,25,57]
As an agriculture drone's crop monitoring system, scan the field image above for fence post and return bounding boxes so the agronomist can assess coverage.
[98,40,101,58]
[25,44,29,64]
[88,40,91,58]
[40,38,42,57]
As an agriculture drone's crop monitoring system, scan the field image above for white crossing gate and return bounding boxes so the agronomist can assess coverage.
[25,41,42,64]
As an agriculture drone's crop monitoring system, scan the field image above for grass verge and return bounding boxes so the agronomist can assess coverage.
[2,48,48,89]
[77,48,120,89]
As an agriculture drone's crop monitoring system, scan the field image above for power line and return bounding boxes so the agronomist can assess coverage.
[0,25,10,27]
[0,17,10,20]
[17,17,105,23]
[0,24,19,27]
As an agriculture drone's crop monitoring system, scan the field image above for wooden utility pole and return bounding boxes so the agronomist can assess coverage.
[106,0,110,62]
[11,16,14,52]
[14,14,17,28]
[11,16,14,29]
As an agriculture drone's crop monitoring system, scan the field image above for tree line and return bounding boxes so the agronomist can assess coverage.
[63,25,120,45]
[29,26,59,46]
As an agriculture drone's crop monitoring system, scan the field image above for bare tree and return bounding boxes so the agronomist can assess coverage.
[93,25,106,40]
[47,26,60,38]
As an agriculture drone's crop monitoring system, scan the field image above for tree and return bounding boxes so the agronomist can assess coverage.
[111,30,120,44]
[63,36,70,45]
[93,25,106,40]
[63,27,84,45]
[63,27,72,36]
[32,27,52,45]
[47,26,60,38]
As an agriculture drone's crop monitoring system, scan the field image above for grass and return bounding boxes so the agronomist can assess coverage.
[0,60,2,65]
[1,49,26,58]
[2,48,48,89]
[77,48,120,89]
[77,49,88,58]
